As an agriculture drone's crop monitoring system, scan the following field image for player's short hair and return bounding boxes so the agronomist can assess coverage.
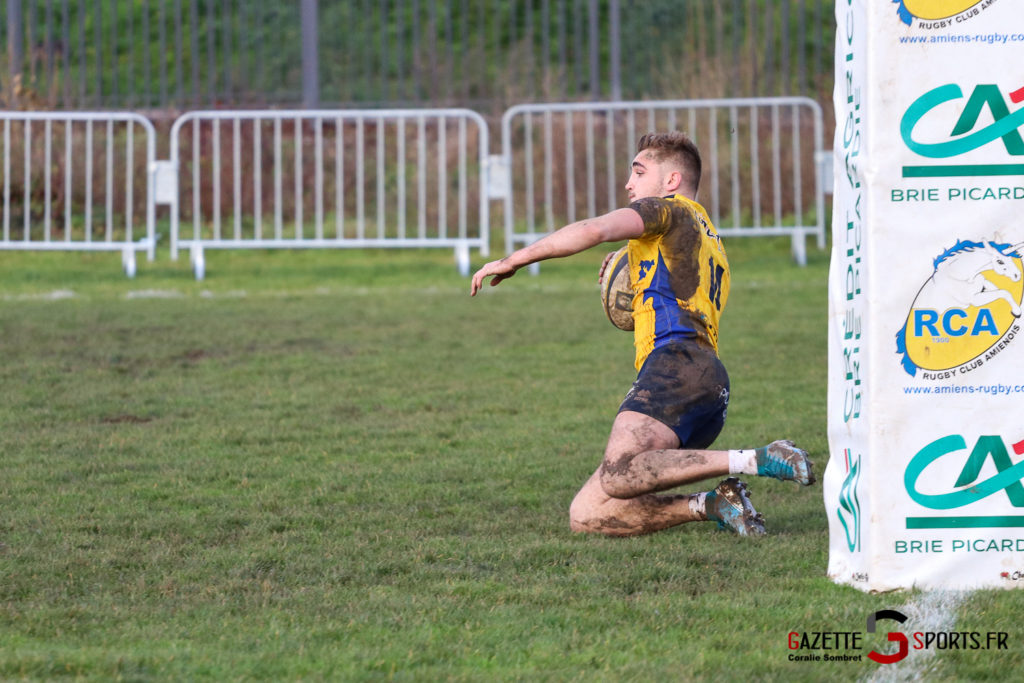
[636,132,702,195]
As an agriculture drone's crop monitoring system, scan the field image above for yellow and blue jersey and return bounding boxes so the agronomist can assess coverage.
[627,194,729,370]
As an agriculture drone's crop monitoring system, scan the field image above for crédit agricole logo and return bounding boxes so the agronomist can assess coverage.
[905,434,1024,530]
[901,82,1024,177]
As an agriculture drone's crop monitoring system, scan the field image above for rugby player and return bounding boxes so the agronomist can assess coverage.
[471,132,815,537]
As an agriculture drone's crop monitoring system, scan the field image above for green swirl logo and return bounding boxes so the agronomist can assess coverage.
[837,450,861,552]
[901,84,1024,159]
[905,435,1024,510]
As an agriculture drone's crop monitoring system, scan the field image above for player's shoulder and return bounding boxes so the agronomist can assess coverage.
[671,195,718,238]
[629,193,691,211]
[627,194,671,217]
[669,193,710,217]
[642,193,709,218]
[630,194,703,237]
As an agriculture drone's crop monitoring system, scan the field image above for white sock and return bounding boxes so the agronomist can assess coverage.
[689,492,707,519]
[728,449,759,476]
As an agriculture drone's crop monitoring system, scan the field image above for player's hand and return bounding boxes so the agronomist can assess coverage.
[471,259,518,296]
[598,250,616,284]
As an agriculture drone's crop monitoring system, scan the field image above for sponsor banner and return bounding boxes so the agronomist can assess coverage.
[826,0,1024,591]
[826,0,870,588]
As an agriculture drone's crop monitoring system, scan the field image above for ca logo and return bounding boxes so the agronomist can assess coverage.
[901,84,1024,159]
[905,435,1024,510]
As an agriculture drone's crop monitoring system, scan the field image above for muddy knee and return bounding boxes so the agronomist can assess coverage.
[568,501,630,536]
[598,457,638,499]
[569,495,598,533]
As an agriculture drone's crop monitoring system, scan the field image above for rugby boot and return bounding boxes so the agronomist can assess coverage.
[706,477,766,537]
[756,440,815,486]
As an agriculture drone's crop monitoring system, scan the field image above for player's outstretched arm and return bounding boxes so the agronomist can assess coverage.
[470,258,518,295]
[470,208,643,296]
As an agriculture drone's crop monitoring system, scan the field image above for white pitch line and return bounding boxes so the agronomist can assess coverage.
[862,590,972,683]
[2,289,76,301]
[124,289,186,299]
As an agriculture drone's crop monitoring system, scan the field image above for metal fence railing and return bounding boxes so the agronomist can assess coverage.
[1,99,826,277]
[496,97,826,265]
[163,109,490,279]
[0,111,155,275]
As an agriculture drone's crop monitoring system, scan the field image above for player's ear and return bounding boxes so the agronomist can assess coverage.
[665,169,683,193]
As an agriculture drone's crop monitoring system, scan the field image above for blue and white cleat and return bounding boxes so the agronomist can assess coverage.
[756,440,815,486]
[706,477,766,537]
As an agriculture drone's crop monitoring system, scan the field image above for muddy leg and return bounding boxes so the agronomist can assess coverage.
[598,411,730,498]
[570,469,706,537]
[568,411,731,536]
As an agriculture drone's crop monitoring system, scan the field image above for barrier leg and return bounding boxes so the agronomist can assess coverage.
[191,245,206,281]
[122,247,137,278]
[455,243,470,277]
[791,231,807,267]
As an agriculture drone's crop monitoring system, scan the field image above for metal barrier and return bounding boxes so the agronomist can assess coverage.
[163,109,490,279]
[0,112,156,276]
[2,99,825,278]
[495,97,826,266]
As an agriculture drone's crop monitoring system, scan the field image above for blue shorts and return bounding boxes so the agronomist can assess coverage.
[618,341,730,448]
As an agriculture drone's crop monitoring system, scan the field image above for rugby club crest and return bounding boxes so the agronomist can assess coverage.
[892,1,996,26]
[896,239,1024,378]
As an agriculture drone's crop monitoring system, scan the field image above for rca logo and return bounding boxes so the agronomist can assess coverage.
[893,1,994,26]
[896,239,1023,378]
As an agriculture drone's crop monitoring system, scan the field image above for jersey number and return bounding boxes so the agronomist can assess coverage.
[707,257,724,310]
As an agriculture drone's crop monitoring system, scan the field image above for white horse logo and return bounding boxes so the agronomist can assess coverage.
[915,240,1024,318]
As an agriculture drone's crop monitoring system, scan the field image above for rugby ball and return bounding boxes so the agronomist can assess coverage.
[600,246,634,331]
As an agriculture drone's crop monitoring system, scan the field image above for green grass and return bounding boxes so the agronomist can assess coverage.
[1,238,1021,681]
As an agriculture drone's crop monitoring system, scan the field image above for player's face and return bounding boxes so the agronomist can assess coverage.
[625,150,670,202]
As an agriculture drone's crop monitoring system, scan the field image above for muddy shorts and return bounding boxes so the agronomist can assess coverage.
[618,340,730,448]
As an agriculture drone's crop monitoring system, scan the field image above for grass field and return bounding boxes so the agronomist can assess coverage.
[1,238,1021,681]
